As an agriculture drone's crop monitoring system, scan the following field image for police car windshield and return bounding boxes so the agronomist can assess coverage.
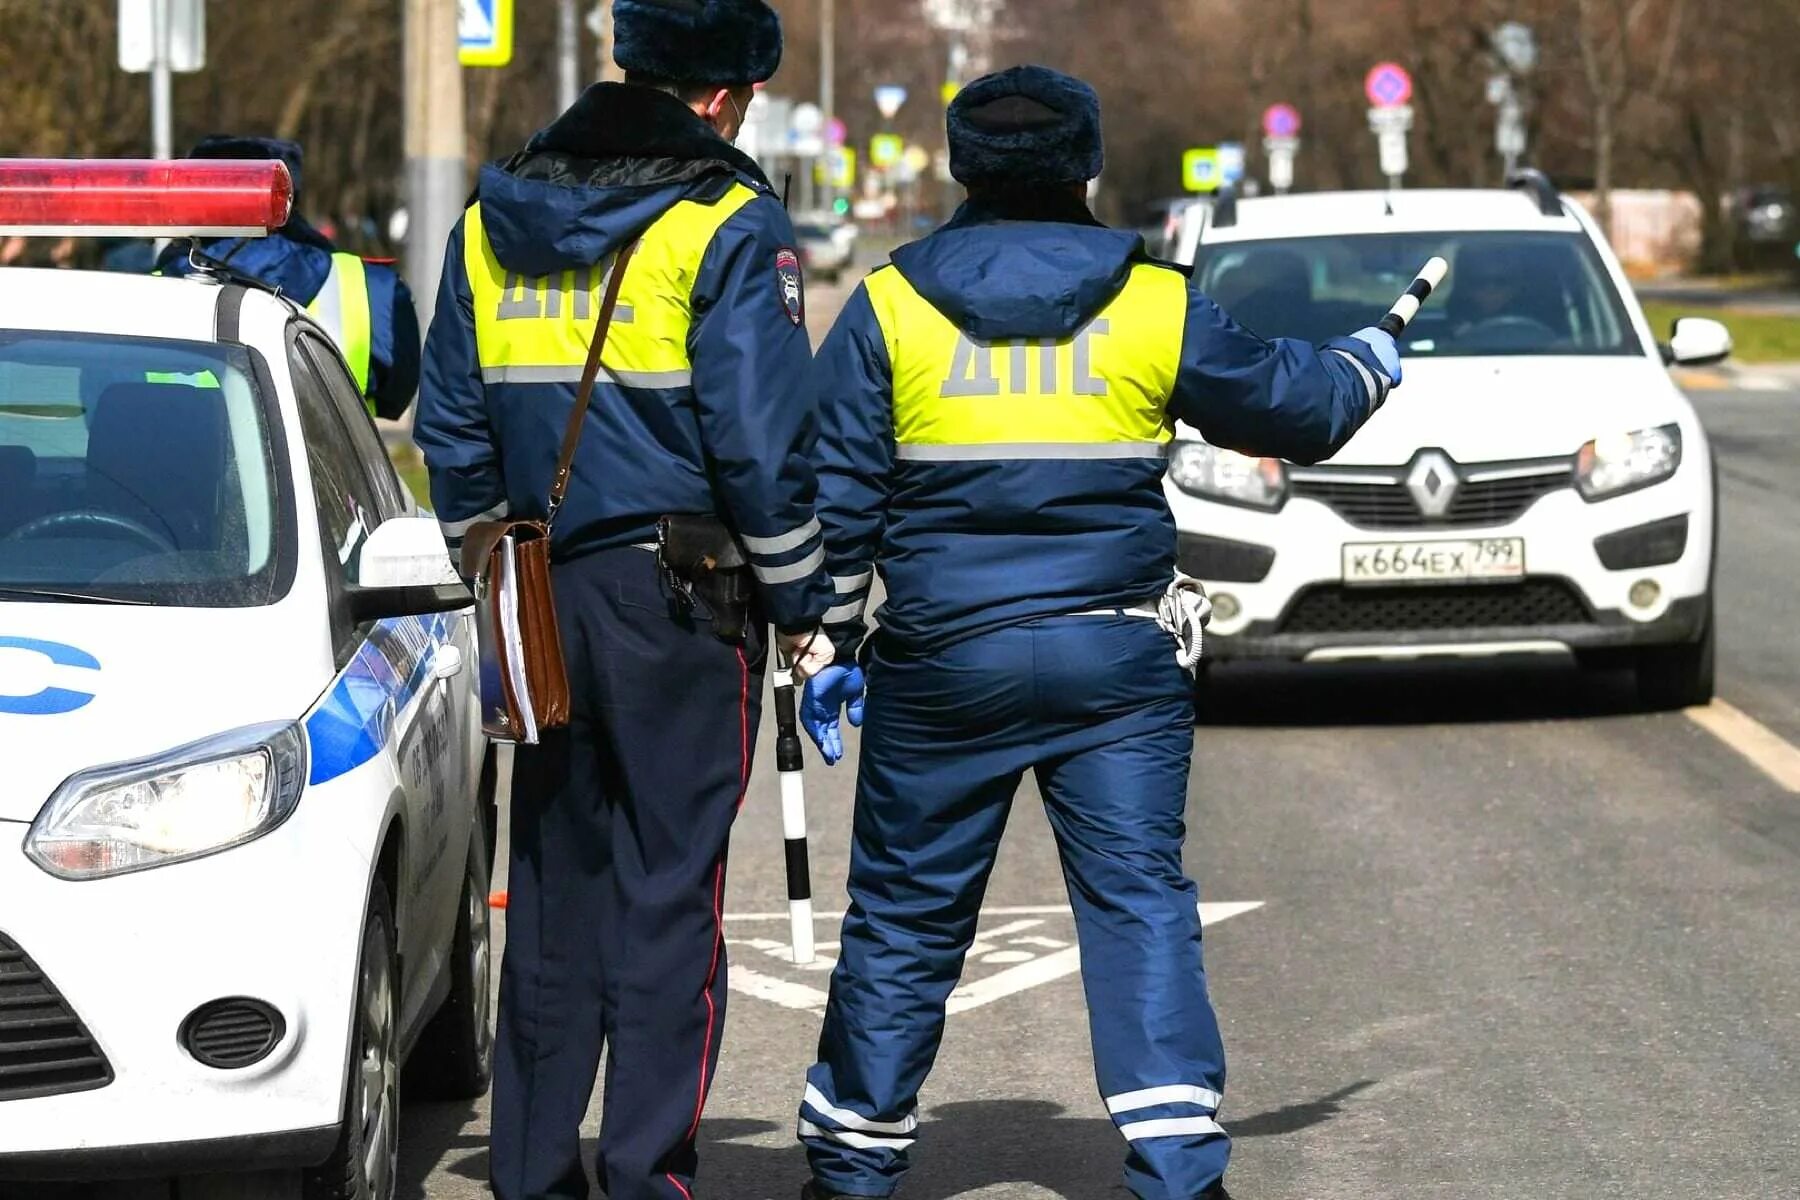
[1195,231,1643,358]
[0,332,289,608]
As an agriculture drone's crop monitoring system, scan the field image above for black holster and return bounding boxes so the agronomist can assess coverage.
[656,514,753,642]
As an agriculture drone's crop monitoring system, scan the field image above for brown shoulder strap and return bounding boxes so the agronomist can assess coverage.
[546,238,640,524]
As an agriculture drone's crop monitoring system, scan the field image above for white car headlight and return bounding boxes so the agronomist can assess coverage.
[26,723,305,881]
[1167,440,1287,510]
[1576,424,1682,500]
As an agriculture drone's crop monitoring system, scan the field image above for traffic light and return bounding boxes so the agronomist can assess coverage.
[833,197,850,216]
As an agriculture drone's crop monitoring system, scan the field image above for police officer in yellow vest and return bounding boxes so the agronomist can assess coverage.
[153,136,421,418]
[415,3,836,1198]
[792,66,1404,1200]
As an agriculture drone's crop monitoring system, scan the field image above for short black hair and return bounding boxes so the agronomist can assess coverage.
[624,72,727,105]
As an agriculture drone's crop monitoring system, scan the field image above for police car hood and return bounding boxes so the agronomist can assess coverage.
[479,82,772,276]
[891,215,1145,341]
[0,605,324,823]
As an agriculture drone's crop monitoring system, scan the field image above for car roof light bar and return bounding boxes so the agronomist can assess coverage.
[0,159,293,238]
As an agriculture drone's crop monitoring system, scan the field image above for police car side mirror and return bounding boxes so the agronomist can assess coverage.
[346,516,472,622]
[1666,317,1732,367]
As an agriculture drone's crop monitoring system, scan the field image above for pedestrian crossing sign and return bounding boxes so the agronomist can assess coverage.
[459,0,514,68]
[818,147,857,190]
[870,135,905,170]
[1183,147,1223,193]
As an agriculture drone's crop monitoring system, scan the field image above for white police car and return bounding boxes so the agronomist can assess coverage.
[1166,173,1730,709]
[0,161,493,1198]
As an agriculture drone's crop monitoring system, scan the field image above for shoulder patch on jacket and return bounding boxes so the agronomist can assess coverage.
[775,247,805,327]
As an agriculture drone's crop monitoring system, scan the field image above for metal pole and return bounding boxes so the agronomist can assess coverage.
[820,0,835,213]
[150,0,173,159]
[404,0,467,336]
[558,0,580,111]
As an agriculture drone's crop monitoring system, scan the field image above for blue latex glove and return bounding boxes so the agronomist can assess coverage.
[800,665,866,766]
[1349,326,1403,387]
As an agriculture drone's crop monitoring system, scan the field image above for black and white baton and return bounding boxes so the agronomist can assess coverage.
[1377,257,1450,338]
[771,652,815,964]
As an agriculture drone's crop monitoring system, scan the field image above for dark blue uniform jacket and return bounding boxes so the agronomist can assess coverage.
[812,195,1389,657]
[415,84,832,632]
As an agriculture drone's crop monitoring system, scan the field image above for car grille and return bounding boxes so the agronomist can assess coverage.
[0,931,112,1102]
[1290,467,1570,529]
[1278,580,1591,634]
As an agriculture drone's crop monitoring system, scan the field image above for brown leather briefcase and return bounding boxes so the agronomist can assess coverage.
[461,239,639,743]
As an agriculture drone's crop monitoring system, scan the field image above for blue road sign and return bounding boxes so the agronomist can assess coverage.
[459,0,514,67]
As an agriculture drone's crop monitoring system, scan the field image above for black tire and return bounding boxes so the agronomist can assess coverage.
[305,880,401,1200]
[404,822,495,1101]
[1635,614,1717,711]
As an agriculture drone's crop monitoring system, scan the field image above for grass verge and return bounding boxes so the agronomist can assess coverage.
[389,441,432,508]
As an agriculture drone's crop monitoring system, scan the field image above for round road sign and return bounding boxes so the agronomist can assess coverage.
[1262,103,1302,139]
[1365,62,1413,109]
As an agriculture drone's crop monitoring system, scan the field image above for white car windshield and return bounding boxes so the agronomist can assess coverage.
[0,332,289,607]
[1195,231,1643,359]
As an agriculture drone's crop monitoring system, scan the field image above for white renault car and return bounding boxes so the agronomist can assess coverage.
[0,161,494,1197]
[1166,173,1730,708]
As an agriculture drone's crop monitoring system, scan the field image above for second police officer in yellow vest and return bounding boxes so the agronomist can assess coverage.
[415,2,835,1198]
[793,66,1404,1200]
[153,136,421,418]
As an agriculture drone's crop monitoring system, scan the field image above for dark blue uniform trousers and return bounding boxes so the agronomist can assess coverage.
[492,547,765,1200]
[800,615,1229,1200]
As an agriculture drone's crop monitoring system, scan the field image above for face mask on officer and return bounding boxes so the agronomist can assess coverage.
[699,86,754,144]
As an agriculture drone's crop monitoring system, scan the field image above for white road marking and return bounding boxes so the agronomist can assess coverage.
[946,946,1082,1015]
[1740,374,1790,393]
[1686,699,1800,793]
[725,902,1264,1015]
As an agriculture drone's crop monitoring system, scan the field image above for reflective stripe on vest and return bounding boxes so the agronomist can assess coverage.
[862,262,1187,461]
[307,252,374,403]
[462,183,759,390]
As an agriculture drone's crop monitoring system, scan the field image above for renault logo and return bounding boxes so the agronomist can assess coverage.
[1406,450,1460,518]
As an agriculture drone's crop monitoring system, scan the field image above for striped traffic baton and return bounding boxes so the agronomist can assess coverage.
[771,650,815,964]
[1378,256,1450,338]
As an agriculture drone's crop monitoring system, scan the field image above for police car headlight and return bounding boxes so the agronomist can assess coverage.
[26,723,306,881]
[1576,425,1682,500]
[1167,440,1287,510]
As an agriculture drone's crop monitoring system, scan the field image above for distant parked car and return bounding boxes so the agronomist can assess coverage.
[796,220,852,284]
[1737,186,1795,245]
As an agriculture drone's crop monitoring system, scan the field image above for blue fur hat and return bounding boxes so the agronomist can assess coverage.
[612,0,783,86]
[948,65,1103,187]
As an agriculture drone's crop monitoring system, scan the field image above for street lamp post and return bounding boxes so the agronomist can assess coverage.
[820,0,836,215]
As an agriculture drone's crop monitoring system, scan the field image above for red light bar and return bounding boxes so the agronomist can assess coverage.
[0,159,293,238]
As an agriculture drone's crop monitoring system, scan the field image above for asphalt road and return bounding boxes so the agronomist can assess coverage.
[369,273,1800,1200]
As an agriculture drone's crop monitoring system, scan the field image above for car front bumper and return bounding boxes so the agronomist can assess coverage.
[1167,467,1714,663]
[0,785,372,1175]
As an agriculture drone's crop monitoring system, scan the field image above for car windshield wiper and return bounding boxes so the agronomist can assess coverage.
[0,586,151,606]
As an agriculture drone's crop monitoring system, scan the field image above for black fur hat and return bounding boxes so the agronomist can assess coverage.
[948,65,1103,187]
[612,0,783,86]
[188,135,306,202]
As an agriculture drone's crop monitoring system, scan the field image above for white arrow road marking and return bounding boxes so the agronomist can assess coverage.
[725,902,1263,1016]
